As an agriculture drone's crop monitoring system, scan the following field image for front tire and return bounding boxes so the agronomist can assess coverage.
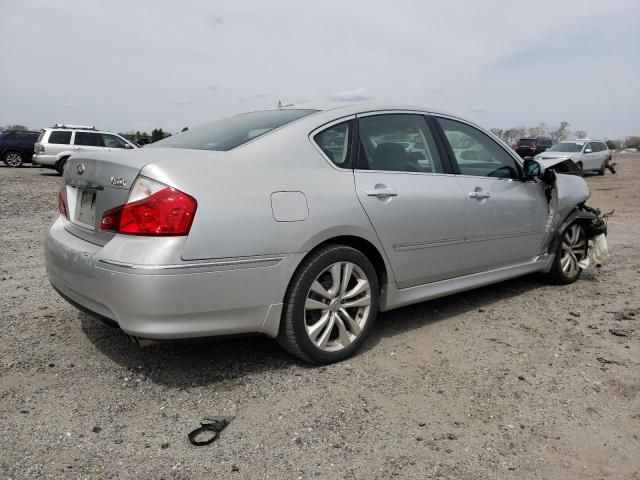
[548,223,588,284]
[278,245,379,364]
[3,151,24,167]
[598,158,609,176]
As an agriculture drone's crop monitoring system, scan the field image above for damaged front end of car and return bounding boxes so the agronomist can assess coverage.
[523,157,609,269]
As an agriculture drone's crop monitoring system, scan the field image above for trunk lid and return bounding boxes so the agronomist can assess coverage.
[63,153,152,245]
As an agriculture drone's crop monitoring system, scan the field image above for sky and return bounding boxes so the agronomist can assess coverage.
[1,0,639,139]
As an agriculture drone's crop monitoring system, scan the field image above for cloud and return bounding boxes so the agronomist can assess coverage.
[329,88,373,102]
[469,105,489,114]
[204,15,223,29]
[206,85,220,91]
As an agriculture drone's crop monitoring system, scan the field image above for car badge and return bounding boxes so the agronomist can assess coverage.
[110,177,127,187]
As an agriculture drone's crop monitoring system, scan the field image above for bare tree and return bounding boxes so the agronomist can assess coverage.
[527,123,547,138]
[573,130,588,139]
[548,121,571,141]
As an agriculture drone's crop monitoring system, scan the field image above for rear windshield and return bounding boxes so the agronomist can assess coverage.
[150,109,318,151]
[518,139,536,146]
[548,142,583,153]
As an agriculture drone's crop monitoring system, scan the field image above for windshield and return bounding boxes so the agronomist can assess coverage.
[548,142,583,153]
[518,139,536,146]
[150,109,318,151]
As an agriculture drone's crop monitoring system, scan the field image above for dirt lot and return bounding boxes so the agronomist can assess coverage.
[1,155,638,480]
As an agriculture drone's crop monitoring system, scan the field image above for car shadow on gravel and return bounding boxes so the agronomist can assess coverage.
[80,316,299,387]
[80,273,549,387]
[360,273,549,354]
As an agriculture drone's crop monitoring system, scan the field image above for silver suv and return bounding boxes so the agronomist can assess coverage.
[34,125,138,174]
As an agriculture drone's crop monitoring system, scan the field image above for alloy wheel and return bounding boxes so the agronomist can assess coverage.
[560,224,587,277]
[304,261,371,352]
[5,152,22,167]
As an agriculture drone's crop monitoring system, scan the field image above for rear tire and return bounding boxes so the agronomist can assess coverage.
[3,151,24,167]
[547,223,588,285]
[278,245,379,364]
[56,157,68,175]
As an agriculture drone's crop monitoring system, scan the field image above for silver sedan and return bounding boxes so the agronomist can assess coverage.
[45,104,607,363]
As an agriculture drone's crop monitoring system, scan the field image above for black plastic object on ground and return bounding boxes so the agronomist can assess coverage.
[188,417,235,446]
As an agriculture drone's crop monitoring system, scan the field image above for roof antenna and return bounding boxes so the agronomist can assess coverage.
[277,100,293,109]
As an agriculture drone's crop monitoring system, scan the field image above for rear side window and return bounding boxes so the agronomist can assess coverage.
[48,131,72,144]
[150,109,318,151]
[437,117,521,179]
[357,114,443,173]
[314,121,351,168]
[16,132,38,141]
[75,132,104,147]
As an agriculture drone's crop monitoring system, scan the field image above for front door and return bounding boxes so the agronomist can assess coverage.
[435,117,549,274]
[353,113,468,289]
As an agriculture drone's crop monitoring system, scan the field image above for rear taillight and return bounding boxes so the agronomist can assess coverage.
[101,177,197,236]
[58,186,68,218]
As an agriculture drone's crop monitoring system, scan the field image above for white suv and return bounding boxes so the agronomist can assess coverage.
[33,125,138,174]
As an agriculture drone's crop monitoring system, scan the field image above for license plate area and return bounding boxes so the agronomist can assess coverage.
[71,187,97,230]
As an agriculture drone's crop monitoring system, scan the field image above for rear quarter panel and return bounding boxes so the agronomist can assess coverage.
[144,126,384,264]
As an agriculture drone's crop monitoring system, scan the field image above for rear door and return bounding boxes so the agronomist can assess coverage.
[435,116,548,274]
[352,112,468,288]
[73,131,106,155]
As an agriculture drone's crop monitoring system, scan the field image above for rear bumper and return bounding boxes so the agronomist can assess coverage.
[33,154,58,166]
[45,217,301,339]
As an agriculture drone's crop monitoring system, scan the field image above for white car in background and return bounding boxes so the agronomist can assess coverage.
[534,139,611,175]
[33,125,138,174]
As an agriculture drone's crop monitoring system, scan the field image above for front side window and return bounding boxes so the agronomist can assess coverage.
[357,114,443,173]
[102,134,128,148]
[437,118,520,179]
[313,121,351,167]
[75,132,104,147]
[48,131,72,145]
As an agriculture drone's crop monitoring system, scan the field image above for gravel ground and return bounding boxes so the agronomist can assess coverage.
[1,155,639,480]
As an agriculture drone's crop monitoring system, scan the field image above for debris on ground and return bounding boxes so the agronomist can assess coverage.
[188,417,235,446]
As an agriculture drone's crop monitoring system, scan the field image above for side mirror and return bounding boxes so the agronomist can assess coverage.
[522,158,541,180]
[584,148,592,153]
[124,144,134,149]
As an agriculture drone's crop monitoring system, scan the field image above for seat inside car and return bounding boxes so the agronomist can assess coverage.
[371,142,408,171]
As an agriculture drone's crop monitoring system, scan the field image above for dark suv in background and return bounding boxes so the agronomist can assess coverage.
[0,130,40,167]
[514,137,554,158]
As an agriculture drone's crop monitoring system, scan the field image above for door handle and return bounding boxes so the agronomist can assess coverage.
[469,191,490,199]
[366,187,398,198]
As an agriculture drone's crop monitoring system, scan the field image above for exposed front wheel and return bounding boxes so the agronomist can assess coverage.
[548,223,588,284]
[278,245,379,364]
[3,151,24,167]
[598,158,609,176]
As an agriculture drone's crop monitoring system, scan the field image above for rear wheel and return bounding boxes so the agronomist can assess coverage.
[3,151,24,167]
[278,245,379,364]
[56,157,68,175]
[548,223,588,284]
